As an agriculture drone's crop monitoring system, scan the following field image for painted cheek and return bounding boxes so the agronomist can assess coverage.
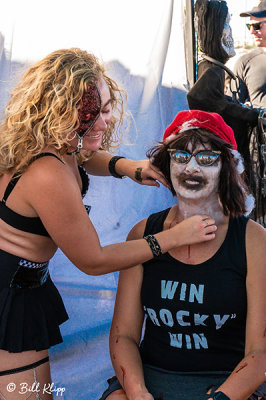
[170,161,185,194]
[203,164,221,193]
[206,162,221,179]
[170,161,183,183]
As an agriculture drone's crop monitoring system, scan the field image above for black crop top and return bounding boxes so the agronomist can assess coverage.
[0,153,90,237]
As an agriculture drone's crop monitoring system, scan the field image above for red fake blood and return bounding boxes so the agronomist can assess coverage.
[116,338,119,344]
[235,362,248,373]
[120,366,126,386]
[187,245,191,259]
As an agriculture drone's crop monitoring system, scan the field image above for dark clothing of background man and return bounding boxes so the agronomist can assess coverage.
[232,48,266,109]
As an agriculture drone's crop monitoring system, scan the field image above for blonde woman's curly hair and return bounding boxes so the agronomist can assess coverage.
[0,48,126,175]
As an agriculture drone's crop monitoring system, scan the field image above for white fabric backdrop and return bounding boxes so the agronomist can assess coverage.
[0,1,189,398]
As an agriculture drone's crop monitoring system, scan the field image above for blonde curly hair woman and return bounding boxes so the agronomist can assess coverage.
[0,48,217,399]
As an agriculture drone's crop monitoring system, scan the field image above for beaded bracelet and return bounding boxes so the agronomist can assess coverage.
[144,234,163,257]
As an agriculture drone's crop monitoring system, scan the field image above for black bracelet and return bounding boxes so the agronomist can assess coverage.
[213,393,231,400]
[207,389,231,400]
[144,234,163,257]
[108,156,125,179]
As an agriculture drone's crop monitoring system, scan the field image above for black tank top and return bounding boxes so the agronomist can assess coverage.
[140,208,248,372]
[0,153,90,237]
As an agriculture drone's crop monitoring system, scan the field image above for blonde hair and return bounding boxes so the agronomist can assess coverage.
[0,48,126,175]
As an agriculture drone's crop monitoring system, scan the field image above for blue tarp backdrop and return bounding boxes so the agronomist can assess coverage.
[0,1,189,398]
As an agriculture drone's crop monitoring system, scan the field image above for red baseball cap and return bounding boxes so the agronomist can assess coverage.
[163,110,237,150]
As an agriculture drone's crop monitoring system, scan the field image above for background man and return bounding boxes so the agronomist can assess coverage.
[233,0,266,109]
[228,0,266,226]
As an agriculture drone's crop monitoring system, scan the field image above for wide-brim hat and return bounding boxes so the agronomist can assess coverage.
[240,0,266,17]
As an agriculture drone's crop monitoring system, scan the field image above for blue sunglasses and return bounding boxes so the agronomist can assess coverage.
[168,149,221,166]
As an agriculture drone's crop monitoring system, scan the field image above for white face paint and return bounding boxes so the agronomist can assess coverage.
[221,12,236,58]
[170,143,222,201]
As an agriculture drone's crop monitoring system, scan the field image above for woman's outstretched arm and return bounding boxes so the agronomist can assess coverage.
[29,157,217,275]
[109,219,154,400]
[82,150,168,187]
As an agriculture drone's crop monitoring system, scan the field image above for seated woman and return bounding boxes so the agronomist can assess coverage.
[100,110,266,400]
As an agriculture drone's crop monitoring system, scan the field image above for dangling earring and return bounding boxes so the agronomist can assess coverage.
[66,132,84,155]
[74,133,84,154]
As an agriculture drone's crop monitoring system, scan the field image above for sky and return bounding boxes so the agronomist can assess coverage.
[0,0,259,61]
[226,0,259,45]
[0,0,259,65]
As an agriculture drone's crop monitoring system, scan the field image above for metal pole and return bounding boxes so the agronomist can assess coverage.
[184,0,196,89]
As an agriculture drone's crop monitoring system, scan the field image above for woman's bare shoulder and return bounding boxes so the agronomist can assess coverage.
[246,218,266,244]
[127,218,148,241]
[246,218,266,272]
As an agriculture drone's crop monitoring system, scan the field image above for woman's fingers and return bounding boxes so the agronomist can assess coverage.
[136,162,169,188]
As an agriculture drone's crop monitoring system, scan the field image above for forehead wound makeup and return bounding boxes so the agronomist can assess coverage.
[76,84,102,137]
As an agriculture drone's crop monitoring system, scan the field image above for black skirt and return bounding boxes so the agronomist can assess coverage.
[0,249,69,353]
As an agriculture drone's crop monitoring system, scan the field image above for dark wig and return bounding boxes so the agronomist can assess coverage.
[146,129,249,218]
[195,0,229,64]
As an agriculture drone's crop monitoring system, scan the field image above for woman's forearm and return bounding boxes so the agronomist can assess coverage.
[82,151,113,175]
[82,151,136,177]
[110,335,149,400]
[82,151,170,187]
[76,232,174,275]
[214,351,266,400]
[82,150,137,177]
[75,215,216,275]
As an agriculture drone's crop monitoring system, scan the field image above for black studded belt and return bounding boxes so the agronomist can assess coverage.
[10,259,50,289]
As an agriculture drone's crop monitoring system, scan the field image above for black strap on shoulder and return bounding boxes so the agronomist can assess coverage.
[143,208,171,237]
[78,165,89,198]
[34,152,64,163]
[202,54,237,80]
[2,176,20,204]
[1,152,64,203]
